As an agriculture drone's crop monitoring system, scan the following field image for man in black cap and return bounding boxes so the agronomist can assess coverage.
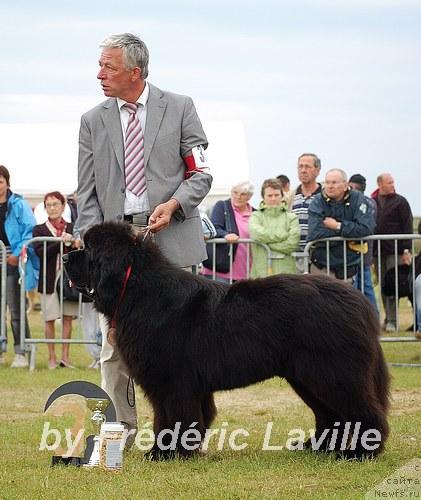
[349,174,378,311]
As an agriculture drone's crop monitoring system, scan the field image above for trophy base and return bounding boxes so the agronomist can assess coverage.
[82,458,100,468]
[51,456,82,467]
[82,436,101,467]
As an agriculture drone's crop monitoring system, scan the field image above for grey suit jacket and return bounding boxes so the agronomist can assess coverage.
[77,83,212,267]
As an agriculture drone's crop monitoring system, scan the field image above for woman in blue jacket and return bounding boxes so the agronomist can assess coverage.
[0,165,38,368]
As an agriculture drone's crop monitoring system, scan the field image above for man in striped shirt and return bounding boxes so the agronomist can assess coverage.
[289,153,322,272]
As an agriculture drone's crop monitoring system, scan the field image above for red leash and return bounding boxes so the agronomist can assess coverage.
[110,265,133,328]
[107,264,136,409]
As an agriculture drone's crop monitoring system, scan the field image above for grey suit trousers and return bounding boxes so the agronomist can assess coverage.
[99,314,137,428]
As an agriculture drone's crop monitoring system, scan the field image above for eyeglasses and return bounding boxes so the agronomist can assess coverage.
[232,191,250,197]
[45,202,63,208]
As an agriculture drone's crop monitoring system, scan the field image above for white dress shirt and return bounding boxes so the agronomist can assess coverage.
[117,82,150,215]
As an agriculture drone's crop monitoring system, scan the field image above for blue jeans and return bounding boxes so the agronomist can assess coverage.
[415,274,421,331]
[354,264,378,312]
[2,265,31,354]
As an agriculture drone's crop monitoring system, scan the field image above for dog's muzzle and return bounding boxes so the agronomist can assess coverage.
[62,249,95,299]
[124,213,149,226]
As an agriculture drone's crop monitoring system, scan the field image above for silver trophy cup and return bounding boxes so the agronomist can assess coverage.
[84,398,110,467]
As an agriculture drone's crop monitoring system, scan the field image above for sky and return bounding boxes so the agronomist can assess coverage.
[1,0,420,212]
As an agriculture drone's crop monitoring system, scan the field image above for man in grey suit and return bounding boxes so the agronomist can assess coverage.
[77,33,212,441]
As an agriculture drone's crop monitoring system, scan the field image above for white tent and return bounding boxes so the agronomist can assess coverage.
[0,121,250,207]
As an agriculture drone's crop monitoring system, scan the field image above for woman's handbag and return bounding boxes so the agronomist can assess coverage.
[202,242,232,273]
[202,201,235,273]
[56,275,92,303]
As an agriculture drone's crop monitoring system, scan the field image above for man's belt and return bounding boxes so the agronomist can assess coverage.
[124,213,150,226]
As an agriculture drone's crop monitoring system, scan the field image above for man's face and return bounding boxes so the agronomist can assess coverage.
[97,48,136,99]
[324,171,348,200]
[297,155,320,184]
[378,174,395,196]
[0,176,8,199]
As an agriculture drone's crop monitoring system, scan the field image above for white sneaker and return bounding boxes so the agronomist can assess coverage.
[88,359,100,369]
[11,354,29,368]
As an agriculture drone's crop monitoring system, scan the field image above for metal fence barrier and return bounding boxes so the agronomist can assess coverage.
[10,234,421,369]
[303,233,421,367]
[0,241,7,354]
[202,238,271,282]
[19,236,100,370]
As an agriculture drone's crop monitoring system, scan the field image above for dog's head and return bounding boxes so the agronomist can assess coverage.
[63,222,138,315]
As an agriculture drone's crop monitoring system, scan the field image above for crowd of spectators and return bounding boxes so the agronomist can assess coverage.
[202,153,420,338]
[0,155,420,369]
[0,165,100,368]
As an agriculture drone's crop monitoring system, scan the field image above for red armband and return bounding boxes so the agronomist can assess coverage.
[183,154,201,179]
[183,145,209,179]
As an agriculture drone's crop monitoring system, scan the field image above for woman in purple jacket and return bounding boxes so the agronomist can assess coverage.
[201,181,254,282]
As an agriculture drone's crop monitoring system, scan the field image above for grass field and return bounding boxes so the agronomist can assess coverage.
[0,306,420,500]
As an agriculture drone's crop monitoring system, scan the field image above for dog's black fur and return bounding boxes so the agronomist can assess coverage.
[64,222,390,460]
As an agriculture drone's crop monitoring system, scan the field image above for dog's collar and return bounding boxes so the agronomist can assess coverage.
[111,265,133,328]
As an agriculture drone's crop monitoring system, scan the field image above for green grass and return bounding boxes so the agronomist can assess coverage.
[0,311,420,500]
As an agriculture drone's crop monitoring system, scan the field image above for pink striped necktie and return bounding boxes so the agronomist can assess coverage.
[123,102,146,196]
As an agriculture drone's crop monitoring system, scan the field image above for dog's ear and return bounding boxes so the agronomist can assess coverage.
[93,253,128,312]
[83,223,138,313]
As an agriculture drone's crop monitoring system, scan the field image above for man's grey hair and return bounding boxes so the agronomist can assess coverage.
[298,153,321,170]
[377,172,392,184]
[231,181,254,196]
[325,168,348,182]
[100,33,149,79]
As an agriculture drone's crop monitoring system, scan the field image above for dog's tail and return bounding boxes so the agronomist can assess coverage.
[367,341,390,456]
[353,308,390,458]
[374,341,391,416]
[358,314,390,457]
[344,354,390,459]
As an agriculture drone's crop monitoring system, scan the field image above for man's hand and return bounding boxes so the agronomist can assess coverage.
[149,198,181,233]
[7,255,19,267]
[323,217,340,231]
[72,239,83,249]
[62,232,74,247]
[224,233,239,243]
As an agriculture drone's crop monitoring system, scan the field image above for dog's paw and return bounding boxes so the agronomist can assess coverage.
[144,451,167,461]
[336,449,376,461]
[288,438,313,451]
[144,447,177,461]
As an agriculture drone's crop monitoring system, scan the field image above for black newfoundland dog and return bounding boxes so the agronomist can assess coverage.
[64,222,389,460]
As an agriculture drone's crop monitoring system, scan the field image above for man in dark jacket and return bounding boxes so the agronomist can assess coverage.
[372,173,413,332]
[307,169,375,280]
